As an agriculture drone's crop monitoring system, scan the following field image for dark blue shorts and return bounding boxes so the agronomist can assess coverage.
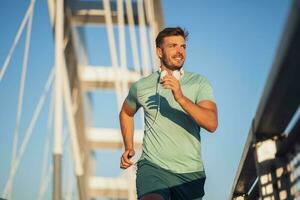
[136,159,206,200]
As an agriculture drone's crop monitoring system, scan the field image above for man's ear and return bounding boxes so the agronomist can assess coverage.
[156,47,163,59]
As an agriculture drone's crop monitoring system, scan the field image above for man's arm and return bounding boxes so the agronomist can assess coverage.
[178,98,218,132]
[161,75,218,133]
[119,100,138,169]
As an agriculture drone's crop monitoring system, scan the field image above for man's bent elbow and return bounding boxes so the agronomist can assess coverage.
[209,125,217,133]
[207,120,218,133]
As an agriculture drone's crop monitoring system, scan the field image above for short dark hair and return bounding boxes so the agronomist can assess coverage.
[155,27,189,48]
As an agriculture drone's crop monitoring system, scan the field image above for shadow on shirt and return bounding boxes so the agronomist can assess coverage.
[145,94,201,142]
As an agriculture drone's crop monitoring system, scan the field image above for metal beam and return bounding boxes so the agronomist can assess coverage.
[152,0,164,31]
[254,0,300,140]
[53,0,64,199]
[64,8,89,200]
[58,1,164,199]
[87,128,143,149]
[79,66,141,91]
[230,127,257,199]
[229,0,300,198]
[68,0,140,26]
[89,177,130,198]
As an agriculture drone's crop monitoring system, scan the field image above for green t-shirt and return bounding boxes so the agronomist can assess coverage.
[126,70,215,173]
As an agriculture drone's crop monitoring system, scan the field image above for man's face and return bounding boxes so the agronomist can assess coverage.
[157,35,186,70]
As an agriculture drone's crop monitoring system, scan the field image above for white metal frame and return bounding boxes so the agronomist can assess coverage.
[1,0,163,199]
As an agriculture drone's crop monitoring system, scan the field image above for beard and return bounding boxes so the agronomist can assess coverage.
[161,53,185,70]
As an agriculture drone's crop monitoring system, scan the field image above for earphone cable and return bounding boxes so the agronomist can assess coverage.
[144,76,161,132]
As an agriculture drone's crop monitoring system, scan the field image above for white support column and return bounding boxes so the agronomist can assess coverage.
[61,58,86,199]
[117,0,127,71]
[125,0,141,73]
[53,0,64,199]
[137,0,151,130]
[137,0,151,75]
[145,0,159,70]
[103,0,123,109]
[117,0,129,101]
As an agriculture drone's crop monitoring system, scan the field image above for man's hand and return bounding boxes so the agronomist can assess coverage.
[161,74,183,102]
[161,74,218,133]
[120,149,135,169]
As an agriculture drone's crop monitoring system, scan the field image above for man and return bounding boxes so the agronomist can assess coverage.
[119,27,218,200]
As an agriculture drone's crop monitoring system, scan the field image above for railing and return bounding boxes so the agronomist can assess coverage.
[229,0,300,199]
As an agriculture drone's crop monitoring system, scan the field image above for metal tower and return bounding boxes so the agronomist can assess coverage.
[47,0,164,199]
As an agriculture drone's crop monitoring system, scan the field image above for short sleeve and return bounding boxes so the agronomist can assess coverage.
[126,82,140,111]
[195,77,215,104]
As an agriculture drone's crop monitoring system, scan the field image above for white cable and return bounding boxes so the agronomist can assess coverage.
[0,0,35,82]
[37,137,51,200]
[2,69,54,198]
[144,78,161,132]
[125,0,141,73]
[37,160,53,200]
[137,0,151,75]
[38,126,67,200]
[5,2,35,198]
[37,85,53,200]
[38,164,53,200]
[10,0,34,187]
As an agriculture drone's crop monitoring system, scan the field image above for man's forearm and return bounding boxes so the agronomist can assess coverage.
[119,111,135,150]
[177,96,217,132]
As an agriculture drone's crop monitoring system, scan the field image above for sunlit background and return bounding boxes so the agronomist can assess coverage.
[0,0,293,199]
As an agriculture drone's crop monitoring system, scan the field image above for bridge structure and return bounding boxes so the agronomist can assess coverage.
[3,1,300,200]
[0,0,163,199]
[229,0,300,199]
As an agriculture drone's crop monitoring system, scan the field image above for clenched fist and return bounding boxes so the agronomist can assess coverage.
[120,149,135,169]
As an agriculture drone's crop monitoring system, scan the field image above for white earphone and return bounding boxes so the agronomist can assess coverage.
[159,68,184,81]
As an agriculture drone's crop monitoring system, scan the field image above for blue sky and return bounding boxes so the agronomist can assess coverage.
[0,0,292,199]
